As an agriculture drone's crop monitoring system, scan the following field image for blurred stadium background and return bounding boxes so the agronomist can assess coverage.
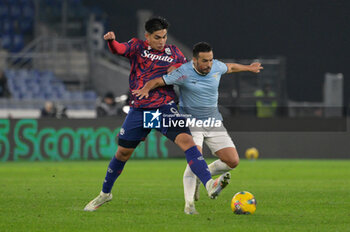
[0,0,349,162]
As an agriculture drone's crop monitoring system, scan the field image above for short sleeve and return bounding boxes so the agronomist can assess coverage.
[162,67,187,86]
[215,59,228,74]
[121,38,140,58]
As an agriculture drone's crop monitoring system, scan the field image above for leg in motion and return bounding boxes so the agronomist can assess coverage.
[84,146,134,211]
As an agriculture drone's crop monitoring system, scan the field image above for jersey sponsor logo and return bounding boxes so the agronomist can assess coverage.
[141,50,174,63]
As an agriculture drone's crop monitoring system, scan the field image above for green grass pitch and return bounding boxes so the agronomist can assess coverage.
[1,159,349,232]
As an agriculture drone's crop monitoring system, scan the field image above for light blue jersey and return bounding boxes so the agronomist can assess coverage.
[163,59,228,121]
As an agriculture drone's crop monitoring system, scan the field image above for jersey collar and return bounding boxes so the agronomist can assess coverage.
[192,61,207,76]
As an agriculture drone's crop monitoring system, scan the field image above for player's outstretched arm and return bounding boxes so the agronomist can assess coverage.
[132,77,166,99]
[104,31,127,55]
[226,62,263,74]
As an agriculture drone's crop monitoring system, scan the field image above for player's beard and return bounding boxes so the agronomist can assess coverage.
[193,63,211,75]
[200,67,211,74]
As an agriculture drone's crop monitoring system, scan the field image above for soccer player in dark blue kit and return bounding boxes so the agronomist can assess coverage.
[84,17,230,211]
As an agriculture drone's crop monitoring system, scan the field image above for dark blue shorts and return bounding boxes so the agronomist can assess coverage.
[118,102,191,148]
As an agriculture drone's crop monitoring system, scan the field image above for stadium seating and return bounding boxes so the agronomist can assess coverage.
[4,69,97,109]
[0,0,105,111]
[0,0,34,52]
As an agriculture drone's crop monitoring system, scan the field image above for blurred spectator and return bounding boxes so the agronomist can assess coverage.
[254,83,277,118]
[41,101,56,118]
[55,103,68,119]
[41,101,67,118]
[0,69,11,98]
[41,101,57,118]
[96,92,119,117]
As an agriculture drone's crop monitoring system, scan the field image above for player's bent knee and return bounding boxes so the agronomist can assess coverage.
[115,146,134,162]
[174,133,196,151]
[216,147,240,168]
[226,151,239,168]
[227,156,239,169]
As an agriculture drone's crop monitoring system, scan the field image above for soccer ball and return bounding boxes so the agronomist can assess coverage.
[231,191,257,215]
[245,147,259,160]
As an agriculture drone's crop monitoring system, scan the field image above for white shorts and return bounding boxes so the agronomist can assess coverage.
[190,123,236,156]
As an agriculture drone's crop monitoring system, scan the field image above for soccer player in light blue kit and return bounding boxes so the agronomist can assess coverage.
[133,42,263,214]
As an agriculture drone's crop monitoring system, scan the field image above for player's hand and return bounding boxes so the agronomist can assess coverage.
[103,31,116,41]
[132,88,149,100]
[249,62,263,73]
[167,66,177,74]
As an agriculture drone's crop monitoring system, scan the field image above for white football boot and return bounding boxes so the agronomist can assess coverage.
[206,172,231,199]
[84,191,113,211]
[184,201,199,215]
